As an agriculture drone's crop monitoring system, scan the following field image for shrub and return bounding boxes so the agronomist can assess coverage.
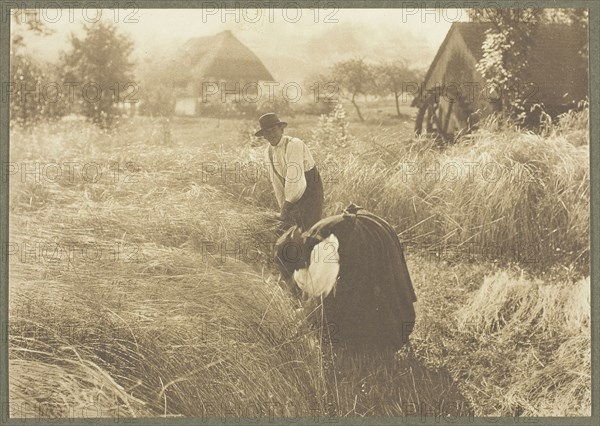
[310,103,350,148]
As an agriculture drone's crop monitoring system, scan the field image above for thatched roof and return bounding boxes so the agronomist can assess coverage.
[423,22,588,107]
[170,30,274,88]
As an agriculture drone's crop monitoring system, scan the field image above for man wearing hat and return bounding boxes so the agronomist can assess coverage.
[256,113,324,230]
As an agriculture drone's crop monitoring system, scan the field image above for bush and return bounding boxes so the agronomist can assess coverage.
[10,54,68,126]
[256,95,295,117]
[310,103,350,147]
[297,98,337,116]
[138,84,175,117]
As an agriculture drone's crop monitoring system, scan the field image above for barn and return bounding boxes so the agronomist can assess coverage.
[168,30,274,116]
[414,22,588,139]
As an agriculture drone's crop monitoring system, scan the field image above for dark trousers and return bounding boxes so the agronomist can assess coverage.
[286,167,324,231]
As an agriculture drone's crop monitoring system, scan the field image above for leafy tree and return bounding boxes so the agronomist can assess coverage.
[330,58,375,122]
[544,9,588,61]
[10,51,43,125]
[471,8,544,120]
[61,21,135,127]
[303,72,338,115]
[11,8,53,45]
[10,9,58,125]
[470,8,587,122]
[374,60,418,117]
[137,57,175,117]
[10,56,69,125]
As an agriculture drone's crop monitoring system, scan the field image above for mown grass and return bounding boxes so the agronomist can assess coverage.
[8,107,590,418]
[454,272,590,416]
[9,153,325,418]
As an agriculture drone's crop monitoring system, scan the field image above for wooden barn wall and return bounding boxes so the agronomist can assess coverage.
[425,32,493,135]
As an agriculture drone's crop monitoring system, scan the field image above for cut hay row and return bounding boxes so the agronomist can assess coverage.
[9,239,328,418]
[10,358,148,418]
[10,261,327,417]
[452,272,590,416]
[9,129,328,417]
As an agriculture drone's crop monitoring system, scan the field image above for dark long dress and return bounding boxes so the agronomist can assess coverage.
[275,204,417,352]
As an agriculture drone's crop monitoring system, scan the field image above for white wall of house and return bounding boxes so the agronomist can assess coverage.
[174,98,197,116]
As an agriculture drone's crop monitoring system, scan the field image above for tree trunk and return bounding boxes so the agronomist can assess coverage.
[351,93,364,122]
[394,92,401,117]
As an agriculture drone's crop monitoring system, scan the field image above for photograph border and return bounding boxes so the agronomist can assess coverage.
[0,0,597,425]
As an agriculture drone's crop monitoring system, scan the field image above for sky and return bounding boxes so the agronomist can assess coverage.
[14,8,464,80]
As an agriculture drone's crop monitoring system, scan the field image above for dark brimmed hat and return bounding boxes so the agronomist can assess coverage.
[255,113,287,137]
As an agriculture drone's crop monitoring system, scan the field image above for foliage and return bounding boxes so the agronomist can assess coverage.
[301,72,338,116]
[10,8,53,41]
[61,21,135,127]
[9,9,64,126]
[310,102,350,148]
[256,93,295,117]
[472,8,588,124]
[373,60,418,117]
[331,58,376,122]
[9,52,65,125]
[137,58,175,117]
[474,9,543,121]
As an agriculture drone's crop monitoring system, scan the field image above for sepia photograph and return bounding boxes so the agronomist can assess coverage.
[2,2,593,422]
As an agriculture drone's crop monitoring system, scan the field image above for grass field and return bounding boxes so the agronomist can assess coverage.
[7,102,591,418]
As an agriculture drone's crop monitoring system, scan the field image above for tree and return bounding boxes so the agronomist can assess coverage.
[11,8,53,46]
[10,55,69,125]
[544,9,588,62]
[10,9,58,125]
[471,8,544,120]
[330,58,375,122]
[374,60,418,118]
[137,57,175,117]
[61,21,135,127]
[303,71,337,115]
[470,8,587,122]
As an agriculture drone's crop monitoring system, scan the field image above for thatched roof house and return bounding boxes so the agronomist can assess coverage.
[415,22,588,138]
[169,30,274,115]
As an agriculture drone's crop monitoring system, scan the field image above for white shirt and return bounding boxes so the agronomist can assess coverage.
[264,135,316,208]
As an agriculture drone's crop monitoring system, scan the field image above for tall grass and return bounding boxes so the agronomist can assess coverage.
[10,202,326,418]
[9,117,468,418]
[307,109,589,272]
[216,106,589,271]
